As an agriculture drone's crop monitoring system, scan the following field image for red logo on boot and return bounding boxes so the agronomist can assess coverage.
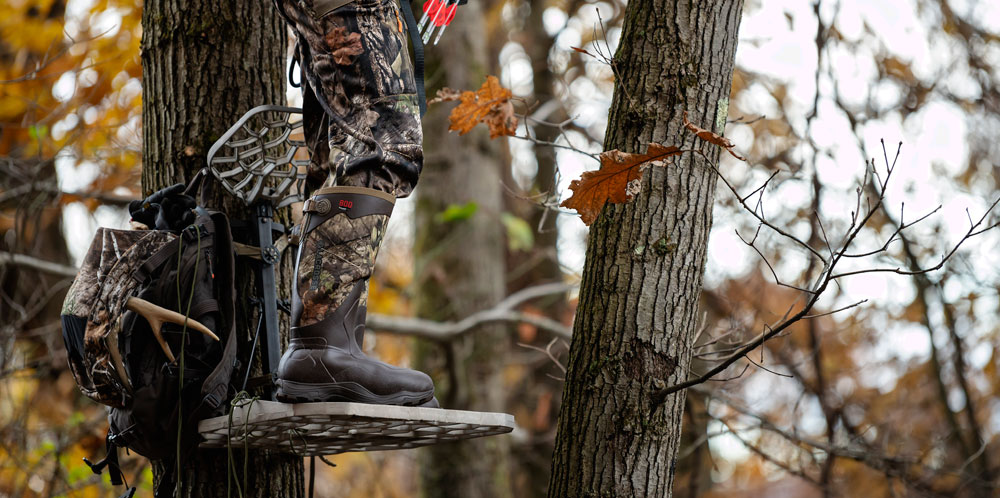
[339,199,353,210]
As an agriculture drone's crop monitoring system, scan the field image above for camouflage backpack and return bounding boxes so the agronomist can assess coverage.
[60,183,237,496]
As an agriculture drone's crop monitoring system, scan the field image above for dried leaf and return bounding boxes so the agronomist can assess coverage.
[324,27,364,65]
[571,46,594,57]
[446,76,517,138]
[683,110,746,161]
[880,56,915,82]
[517,305,544,343]
[533,390,554,431]
[560,143,683,225]
[59,193,83,206]
[428,87,463,104]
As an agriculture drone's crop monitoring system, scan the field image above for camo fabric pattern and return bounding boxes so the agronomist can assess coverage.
[62,228,177,407]
[279,0,423,198]
[296,210,389,326]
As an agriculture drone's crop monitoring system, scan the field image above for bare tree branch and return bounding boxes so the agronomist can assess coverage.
[517,337,568,380]
[369,282,574,340]
[0,182,136,207]
[0,251,574,341]
[703,388,975,497]
[368,309,571,341]
[655,141,1000,400]
[0,251,77,278]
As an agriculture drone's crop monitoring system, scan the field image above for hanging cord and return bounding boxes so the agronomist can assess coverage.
[174,225,202,497]
[226,391,259,498]
[285,427,310,457]
[307,455,337,498]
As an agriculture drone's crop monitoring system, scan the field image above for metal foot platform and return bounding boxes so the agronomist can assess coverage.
[198,401,516,456]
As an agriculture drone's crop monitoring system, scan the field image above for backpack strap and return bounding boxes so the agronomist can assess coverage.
[131,238,180,284]
[82,431,129,488]
[184,168,216,207]
[187,299,219,319]
[398,0,426,116]
[196,211,239,415]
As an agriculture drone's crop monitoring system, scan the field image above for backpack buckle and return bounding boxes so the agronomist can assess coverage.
[182,224,208,241]
[204,392,222,409]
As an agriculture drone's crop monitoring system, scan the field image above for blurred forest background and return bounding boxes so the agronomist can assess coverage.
[2,0,1000,496]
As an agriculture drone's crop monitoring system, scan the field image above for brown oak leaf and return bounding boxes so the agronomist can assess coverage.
[682,110,746,161]
[443,75,517,138]
[560,143,683,225]
[427,87,463,104]
[325,27,364,65]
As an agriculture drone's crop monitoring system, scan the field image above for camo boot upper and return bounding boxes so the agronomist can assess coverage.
[279,186,435,405]
[294,192,389,327]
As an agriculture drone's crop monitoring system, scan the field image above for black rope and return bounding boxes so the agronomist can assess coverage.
[308,456,316,498]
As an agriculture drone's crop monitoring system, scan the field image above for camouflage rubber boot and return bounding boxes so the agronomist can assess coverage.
[277,186,435,406]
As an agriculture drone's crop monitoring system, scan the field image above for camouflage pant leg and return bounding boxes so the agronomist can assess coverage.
[279,0,423,198]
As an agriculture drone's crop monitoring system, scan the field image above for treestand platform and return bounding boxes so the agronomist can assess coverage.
[198,401,515,456]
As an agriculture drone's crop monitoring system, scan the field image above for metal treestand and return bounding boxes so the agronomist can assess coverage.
[198,105,514,455]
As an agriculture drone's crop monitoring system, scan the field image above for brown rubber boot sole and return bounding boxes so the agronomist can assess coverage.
[276,379,434,406]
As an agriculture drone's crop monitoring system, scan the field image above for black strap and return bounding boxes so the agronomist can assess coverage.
[182,168,217,208]
[83,432,126,486]
[399,0,426,116]
[133,238,180,283]
[309,456,316,498]
[196,211,239,415]
[187,298,219,319]
[289,42,302,88]
[182,169,207,198]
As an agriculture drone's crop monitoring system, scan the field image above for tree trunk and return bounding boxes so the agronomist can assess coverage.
[547,2,744,497]
[412,1,513,496]
[141,0,304,495]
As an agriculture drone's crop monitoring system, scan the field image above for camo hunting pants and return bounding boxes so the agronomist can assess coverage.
[278,0,423,198]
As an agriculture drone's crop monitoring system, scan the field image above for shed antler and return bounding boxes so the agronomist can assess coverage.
[125,297,219,362]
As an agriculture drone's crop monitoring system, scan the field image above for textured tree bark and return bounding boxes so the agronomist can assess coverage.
[141,0,304,496]
[412,0,513,496]
[547,2,744,497]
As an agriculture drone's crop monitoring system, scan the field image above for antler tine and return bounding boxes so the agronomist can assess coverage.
[126,297,220,362]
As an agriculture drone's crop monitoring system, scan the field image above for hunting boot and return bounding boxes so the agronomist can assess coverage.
[277,186,435,406]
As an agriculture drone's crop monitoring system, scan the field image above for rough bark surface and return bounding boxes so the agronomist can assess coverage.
[412,1,513,496]
[141,0,304,496]
[548,2,744,497]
